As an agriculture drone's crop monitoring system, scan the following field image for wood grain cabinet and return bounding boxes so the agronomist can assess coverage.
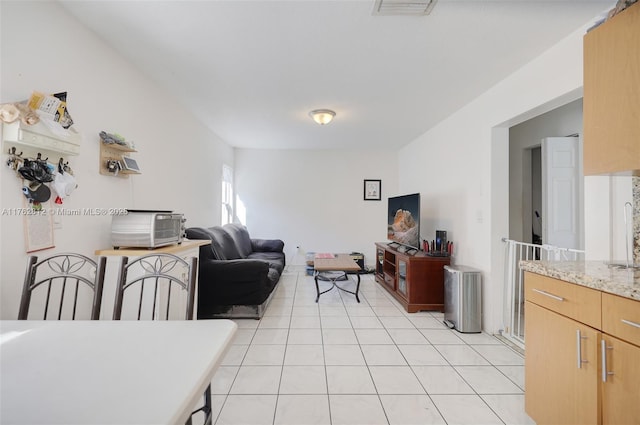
[524,271,640,425]
[374,242,449,312]
[583,2,640,176]
[600,335,640,425]
[600,293,640,425]
[525,301,600,425]
[524,272,601,425]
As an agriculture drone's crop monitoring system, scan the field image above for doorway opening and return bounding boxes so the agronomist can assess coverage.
[531,146,542,246]
[502,98,586,348]
[508,98,584,249]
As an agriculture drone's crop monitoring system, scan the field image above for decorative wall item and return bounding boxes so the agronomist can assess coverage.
[364,179,381,201]
[23,198,54,253]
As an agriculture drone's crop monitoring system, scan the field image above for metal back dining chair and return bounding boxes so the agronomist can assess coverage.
[111,253,208,424]
[18,253,107,320]
[112,253,197,321]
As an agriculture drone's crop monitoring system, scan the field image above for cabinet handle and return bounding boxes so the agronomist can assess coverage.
[576,330,588,369]
[532,288,564,302]
[621,319,640,329]
[601,339,614,382]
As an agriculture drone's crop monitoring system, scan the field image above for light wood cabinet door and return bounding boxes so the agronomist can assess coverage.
[525,301,600,425]
[583,2,640,176]
[601,335,640,425]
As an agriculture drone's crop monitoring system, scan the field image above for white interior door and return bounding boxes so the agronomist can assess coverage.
[541,137,580,249]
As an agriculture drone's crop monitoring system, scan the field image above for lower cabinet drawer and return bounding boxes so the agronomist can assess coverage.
[602,293,640,346]
[524,272,601,329]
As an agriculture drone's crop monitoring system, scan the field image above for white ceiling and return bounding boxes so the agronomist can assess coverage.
[59,0,612,150]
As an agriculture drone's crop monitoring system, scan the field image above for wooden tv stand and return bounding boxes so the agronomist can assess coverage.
[374,242,450,313]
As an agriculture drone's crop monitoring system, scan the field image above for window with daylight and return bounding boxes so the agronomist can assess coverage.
[221,164,233,225]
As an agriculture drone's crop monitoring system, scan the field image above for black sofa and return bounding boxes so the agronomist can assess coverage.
[186,223,285,319]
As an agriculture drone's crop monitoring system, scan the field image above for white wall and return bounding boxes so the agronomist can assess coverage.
[0,1,233,319]
[234,149,398,266]
[397,22,628,334]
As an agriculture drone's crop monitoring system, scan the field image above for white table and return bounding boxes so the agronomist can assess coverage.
[0,320,237,425]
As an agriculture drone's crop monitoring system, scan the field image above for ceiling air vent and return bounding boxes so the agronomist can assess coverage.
[372,0,437,16]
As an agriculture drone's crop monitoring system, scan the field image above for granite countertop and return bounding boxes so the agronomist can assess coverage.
[520,260,640,301]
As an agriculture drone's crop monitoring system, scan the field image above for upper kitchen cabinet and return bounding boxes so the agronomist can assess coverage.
[583,2,640,176]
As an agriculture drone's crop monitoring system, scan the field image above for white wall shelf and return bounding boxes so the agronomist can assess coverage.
[2,120,81,160]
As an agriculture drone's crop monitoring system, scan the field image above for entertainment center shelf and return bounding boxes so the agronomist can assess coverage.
[375,242,450,313]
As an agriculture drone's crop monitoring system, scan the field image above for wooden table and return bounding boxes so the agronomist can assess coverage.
[313,254,362,302]
[0,320,236,425]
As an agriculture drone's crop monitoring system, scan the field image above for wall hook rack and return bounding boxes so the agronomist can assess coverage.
[58,157,71,173]
[8,146,23,157]
[6,146,24,171]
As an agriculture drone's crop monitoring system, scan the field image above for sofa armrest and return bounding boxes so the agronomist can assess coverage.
[251,238,284,253]
[199,259,269,283]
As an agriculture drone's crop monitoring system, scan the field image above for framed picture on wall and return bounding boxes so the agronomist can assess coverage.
[364,179,381,201]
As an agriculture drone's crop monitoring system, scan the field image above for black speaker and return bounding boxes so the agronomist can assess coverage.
[435,230,447,252]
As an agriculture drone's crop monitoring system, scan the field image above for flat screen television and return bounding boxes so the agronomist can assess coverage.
[387,193,420,250]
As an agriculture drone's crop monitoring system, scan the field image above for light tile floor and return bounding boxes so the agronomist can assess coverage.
[208,269,535,425]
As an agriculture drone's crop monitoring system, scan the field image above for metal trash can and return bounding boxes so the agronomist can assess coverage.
[443,265,482,333]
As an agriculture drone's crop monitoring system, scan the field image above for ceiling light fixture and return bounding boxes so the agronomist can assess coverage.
[309,109,336,125]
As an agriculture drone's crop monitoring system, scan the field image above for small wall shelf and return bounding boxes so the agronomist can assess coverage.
[99,142,140,178]
[2,120,81,159]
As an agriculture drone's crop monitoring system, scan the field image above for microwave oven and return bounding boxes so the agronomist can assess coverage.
[111,210,185,249]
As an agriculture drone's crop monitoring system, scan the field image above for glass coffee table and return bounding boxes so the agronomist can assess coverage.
[313,253,362,302]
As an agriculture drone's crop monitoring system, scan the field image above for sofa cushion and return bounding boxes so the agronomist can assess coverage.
[208,227,242,260]
[248,252,285,274]
[223,223,253,258]
[185,227,217,260]
[252,238,285,253]
[198,260,273,307]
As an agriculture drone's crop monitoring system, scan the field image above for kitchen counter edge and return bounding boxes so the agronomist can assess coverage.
[519,260,639,301]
